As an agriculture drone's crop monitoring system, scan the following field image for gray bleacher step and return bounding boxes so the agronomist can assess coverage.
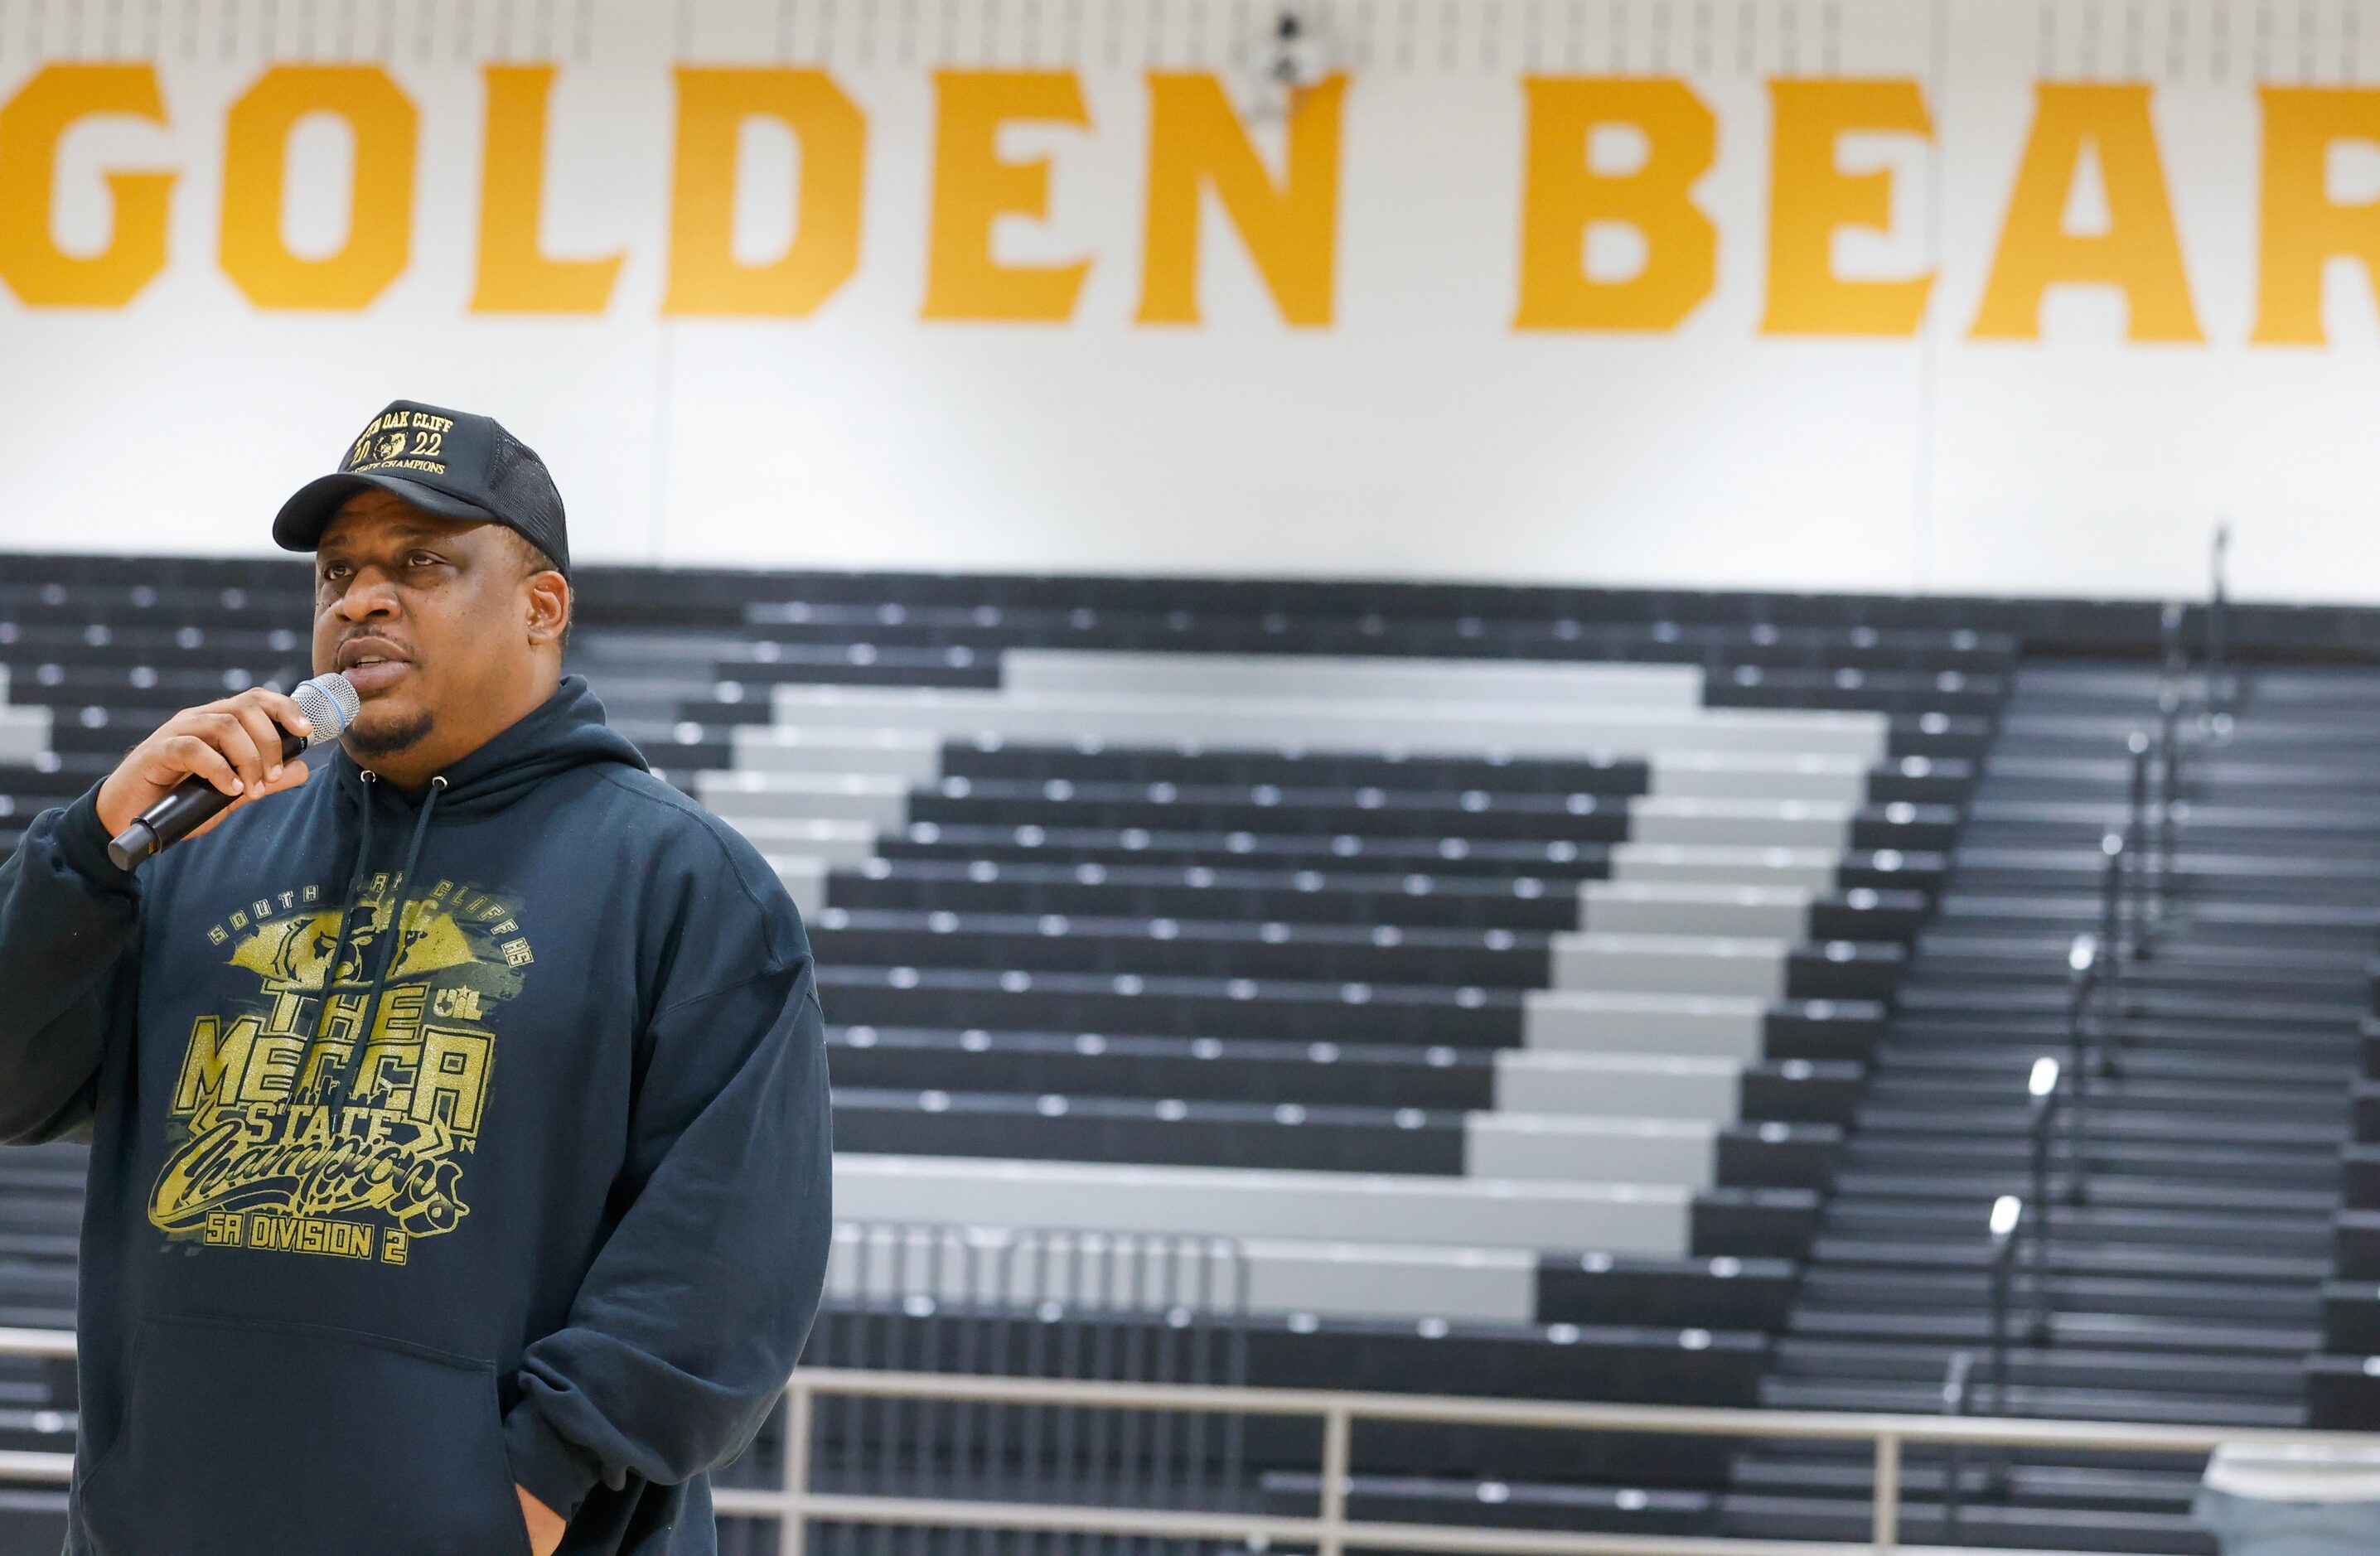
[1837,1138,2341,1186]
[0,1199,75,1226]
[1894,973,2364,1016]
[1805,1237,2329,1283]
[1822,1172,2336,1218]
[1814,1203,2331,1255]
[1768,1338,2305,1399]
[0,1297,74,1329]
[1837,1113,2342,1166]
[1880,1030,2356,1070]
[1796,1269,2316,1324]
[0,1191,79,1215]
[1729,1451,2204,1512]
[1786,1308,2320,1356]
[1964,829,2380,869]
[1871,1046,2353,1089]
[1895,980,2363,1024]
[1907,962,2366,1003]
[1717,1490,2211,1555]
[0,1407,73,1456]
[1814,1196,2326,1247]
[1829,1148,2341,1190]
[1952,851,2380,897]
[0,1492,67,1556]
[1836,1162,2339,1206]
[0,1255,75,1292]
[1893,1002,2362,1039]
[1849,1103,2349,1150]
[1998,710,2380,746]
[1257,1471,1711,1535]
[1759,1375,2303,1428]
[0,1164,84,1186]
[1902,964,2368,1002]
[1932,896,2380,942]
[1862,1076,2349,1123]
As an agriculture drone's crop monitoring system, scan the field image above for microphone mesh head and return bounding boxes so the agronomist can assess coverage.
[292,672,361,747]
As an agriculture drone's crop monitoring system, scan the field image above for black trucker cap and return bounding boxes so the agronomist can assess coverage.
[273,399,570,573]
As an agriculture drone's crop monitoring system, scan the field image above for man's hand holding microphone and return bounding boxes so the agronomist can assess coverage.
[94,674,359,869]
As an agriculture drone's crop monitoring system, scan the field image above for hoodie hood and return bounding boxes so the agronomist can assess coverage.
[330,674,648,819]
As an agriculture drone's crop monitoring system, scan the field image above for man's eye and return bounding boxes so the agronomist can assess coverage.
[409,553,439,568]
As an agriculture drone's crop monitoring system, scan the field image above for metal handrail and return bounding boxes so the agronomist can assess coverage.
[7,1331,2374,1554]
[0,1327,72,1358]
[2122,734,2153,959]
[766,1368,2358,1556]
[2063,931,2103,1210]
[2207,523,2231,722]
[1985,1197,2023,1421]
[2021,1056,2061,1345]
[2094,831,2124,979]
[1937,1351,1973,1542]
[2154,684,2182,922]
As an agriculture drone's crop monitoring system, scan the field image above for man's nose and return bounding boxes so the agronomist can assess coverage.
[331,571,401,619]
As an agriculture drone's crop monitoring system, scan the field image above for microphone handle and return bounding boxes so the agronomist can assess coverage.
[106,730,311,872]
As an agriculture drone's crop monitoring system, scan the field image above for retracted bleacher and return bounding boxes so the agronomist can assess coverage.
[578,577,1989,1549]
[8,556,2380,1555]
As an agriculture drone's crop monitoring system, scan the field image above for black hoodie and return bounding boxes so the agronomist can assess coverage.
[0,676,833,1555]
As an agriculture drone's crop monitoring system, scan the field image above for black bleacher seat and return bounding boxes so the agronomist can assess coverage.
[825,855,1937,942]
[822,1027,1866,1125]
[808,906,1908,1001]
[815,962,1886,1051]
[1534,1253,1799,1331]
[872,825,1951,896]
[1260,1471,1713,1539]
[827,1089,1841,1191]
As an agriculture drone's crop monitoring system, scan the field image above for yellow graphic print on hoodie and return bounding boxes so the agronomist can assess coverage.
[147,874,534,1264]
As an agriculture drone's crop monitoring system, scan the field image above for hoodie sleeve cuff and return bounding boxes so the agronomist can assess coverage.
[51,786,139,896]
[503,1400,606,1523]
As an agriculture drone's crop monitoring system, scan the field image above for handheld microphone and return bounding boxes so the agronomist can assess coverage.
[106,672,361,872]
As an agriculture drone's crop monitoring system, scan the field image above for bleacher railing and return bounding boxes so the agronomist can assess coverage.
[2205,522,2232,723]
[1934,1351,1975,1543]
[5,1331,2377,1555]
[808,1220,1250,1552]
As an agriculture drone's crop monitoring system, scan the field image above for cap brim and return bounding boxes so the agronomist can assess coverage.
[272,472,500,551]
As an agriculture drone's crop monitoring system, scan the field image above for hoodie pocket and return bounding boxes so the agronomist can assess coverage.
[80,1313,535,1556]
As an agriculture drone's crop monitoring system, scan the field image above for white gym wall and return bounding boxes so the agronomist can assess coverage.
[0,0,2375,602]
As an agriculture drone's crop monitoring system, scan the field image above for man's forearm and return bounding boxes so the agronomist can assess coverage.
[0,787,141,1143]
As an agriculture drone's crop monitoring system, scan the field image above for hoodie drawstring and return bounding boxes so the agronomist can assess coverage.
[302,771,447,1112]
[297,774,377,1105]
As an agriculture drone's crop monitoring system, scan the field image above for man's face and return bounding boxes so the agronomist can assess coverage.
[311,490,555,771]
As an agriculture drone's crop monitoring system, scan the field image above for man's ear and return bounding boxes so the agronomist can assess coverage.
[525,571,571,648]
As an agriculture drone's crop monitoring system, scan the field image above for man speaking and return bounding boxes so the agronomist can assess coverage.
[0,400,833,1554]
